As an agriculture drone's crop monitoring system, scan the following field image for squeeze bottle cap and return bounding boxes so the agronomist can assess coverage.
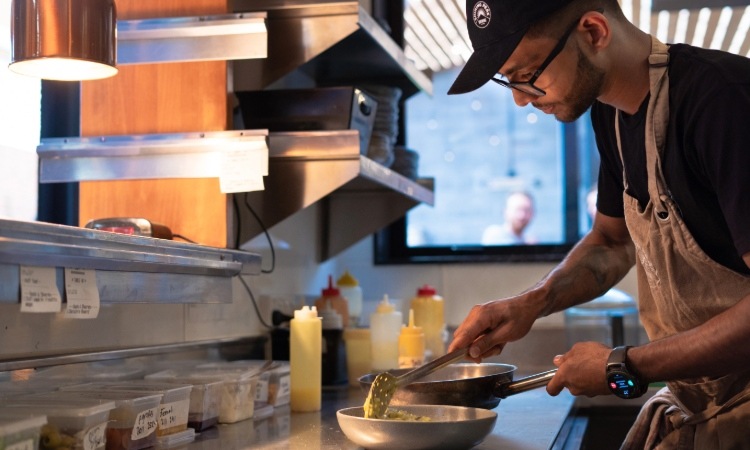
[322,275,340,297]
[294,305,319,320]
[400,309,423,336]
[336,270,359,287]
[417,284,437,296]
[375,294,395,313]
[320,301,343,329]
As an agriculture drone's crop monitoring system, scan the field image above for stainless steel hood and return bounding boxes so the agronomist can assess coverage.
[231,0,432,98]
[236,131,434,261]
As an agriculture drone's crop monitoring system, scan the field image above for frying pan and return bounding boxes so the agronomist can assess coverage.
[358,363,556,410]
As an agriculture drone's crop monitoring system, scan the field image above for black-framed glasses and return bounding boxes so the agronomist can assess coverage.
[491,16,584,97]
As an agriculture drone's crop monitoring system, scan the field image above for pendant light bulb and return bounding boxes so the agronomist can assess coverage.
[10,0,118,81]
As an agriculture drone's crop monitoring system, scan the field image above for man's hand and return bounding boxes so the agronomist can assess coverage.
[448,294,542,361]
[547,341,611,397]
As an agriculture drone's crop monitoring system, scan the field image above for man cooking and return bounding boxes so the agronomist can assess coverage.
[446,0,750,447]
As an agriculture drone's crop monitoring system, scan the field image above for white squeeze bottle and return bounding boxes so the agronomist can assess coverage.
[290,305,321,412]
[369,294,402,371]
[337,270,363,327]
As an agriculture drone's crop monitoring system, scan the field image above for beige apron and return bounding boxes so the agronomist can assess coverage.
[616,36,750,449]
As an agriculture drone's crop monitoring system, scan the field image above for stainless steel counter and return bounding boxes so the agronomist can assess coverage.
[182,385,575,449]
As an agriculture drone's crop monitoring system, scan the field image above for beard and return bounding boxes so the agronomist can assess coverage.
[535,46,605,123]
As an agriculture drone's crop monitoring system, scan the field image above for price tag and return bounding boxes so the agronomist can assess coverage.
[64,268,101,319]
[219,143,268,193]
[19,266,62,313]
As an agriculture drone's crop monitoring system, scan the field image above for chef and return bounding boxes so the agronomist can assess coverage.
[446,0,750,447]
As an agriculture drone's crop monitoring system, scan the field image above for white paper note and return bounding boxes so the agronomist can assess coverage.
[219,142,268,193]
[64,268,101,319]
[19,266,62,313]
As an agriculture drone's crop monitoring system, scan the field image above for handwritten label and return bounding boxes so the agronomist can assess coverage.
[275,374,291,405]
[219,143,268,193]
[7,439,35,450]
[255,377,269,402]
[64,268,100,319]
[19,266,61,313]
[158,399,189,430]
[82,422,107,450]
[132,407,159,440]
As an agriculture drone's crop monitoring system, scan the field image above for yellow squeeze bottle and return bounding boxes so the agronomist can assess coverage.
[410,285,446,359]
[399,309,425,369]
[290,305,321,412]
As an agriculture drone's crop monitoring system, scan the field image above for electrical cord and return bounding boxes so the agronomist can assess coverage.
[239,275,273,329]
[243,192,276,274]
[172,233,198,244]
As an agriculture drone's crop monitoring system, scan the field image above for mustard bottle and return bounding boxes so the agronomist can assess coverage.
[399,309,425,369]
[290,305,321,412]
[410,284,446,359]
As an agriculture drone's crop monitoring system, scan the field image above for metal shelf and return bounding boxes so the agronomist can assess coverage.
[0,219,261,304]
[232,0,432,98]
[237,130,434,261]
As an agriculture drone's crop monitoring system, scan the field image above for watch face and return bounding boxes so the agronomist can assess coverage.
[608,371,641,399]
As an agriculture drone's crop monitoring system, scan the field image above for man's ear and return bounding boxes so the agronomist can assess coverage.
[579,10,611,54]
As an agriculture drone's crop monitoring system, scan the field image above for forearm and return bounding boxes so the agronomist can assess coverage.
[629,292,750,383]
[531,218,636,317]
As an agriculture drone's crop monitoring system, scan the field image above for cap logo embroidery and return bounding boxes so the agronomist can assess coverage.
[473,1,491,29]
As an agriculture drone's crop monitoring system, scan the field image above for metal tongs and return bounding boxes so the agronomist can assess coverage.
[365,347,469,418]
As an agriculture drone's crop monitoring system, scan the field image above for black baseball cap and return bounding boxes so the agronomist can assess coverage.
[448,0,573,95]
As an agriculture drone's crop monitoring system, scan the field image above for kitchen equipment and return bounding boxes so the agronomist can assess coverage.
[364,347,468,418]
[337,405,497,450]
[565,289,641,348]
[360,363,557,410]
[85,217,173,239]
[236,87,377,154]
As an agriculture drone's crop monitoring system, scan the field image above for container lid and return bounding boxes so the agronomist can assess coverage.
[568,289,636,312]
[294,305,319,320]
[60,381,193,397]
[0,413,47,436]
[4,393,116,417]
[336,270,359,287]
[320,300,343,329]
[417,284,437,296]
[321,274,340,297]
[375,294,395,313]
[60,390,163,406]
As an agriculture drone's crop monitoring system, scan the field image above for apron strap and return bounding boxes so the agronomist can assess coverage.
[614,35,670,217]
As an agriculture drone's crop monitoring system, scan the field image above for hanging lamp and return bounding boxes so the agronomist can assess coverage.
[10,0,118,81]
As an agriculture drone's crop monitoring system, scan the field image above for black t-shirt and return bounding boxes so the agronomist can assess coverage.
[591,43,750,275]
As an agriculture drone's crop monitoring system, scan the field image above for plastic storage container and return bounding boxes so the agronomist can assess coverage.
[60,381,192,437]
[0,412,47,450]
[143,369,224,431]
[290,305,321,412]
[4,392,116,450]
[369,294,402,371]
[410,284,446,359]
[182,368,258,423]
[32,362,144,382]
[51,390,162,450]
[564,289,642,348]
[343,328,372,387]
[336,270,363,327]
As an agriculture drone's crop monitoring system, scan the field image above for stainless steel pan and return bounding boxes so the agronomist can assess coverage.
[359,363,556,410]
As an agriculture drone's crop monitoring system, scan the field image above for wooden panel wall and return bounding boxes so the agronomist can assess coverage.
[79,0,230,248]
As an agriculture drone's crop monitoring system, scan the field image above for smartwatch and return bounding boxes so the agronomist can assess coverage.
[606,346,646,399]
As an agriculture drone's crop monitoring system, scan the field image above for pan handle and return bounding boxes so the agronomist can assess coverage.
[495,369,557,399]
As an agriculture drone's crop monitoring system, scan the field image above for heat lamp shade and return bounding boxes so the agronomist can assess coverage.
[10,0,118,81]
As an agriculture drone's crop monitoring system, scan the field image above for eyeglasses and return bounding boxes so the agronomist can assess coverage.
[491,16,584,97]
